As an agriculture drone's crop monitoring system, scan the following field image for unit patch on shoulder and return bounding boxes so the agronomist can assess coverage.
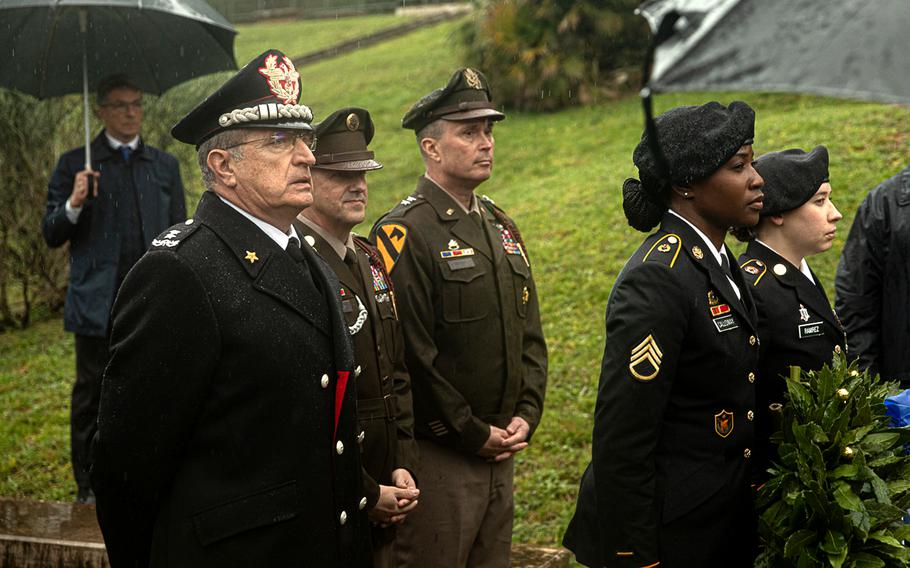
[740,258,767,285]
[643,233,681,267]
[629,334,663,382]
[374,223,408,273]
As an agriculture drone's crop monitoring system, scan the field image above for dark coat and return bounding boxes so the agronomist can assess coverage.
[564,213,760,568]
[370,176,548,455]
[91,192,371,568]
[835,165,910,385]
[739,241,846,478]
[42,131,186,337]
[294,223,419,514]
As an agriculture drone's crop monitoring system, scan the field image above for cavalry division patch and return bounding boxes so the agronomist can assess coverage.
[629,334,663,381]
[374,223,408,273]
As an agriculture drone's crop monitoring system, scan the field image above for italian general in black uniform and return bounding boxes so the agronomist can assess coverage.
[735,146,847,480]
[565,102,764,568]
[295,107,420,568]
[371,68,548,567]
[90,50,370,567]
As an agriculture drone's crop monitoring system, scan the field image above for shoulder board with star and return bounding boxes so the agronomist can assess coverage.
[384,191,426,218]
[149,219,200,250]
[739,258,768,286]
[642,233,682,268]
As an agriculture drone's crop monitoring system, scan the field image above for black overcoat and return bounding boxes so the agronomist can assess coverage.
[91,192,371,567]
[739,241,846,478]
[565,212,760,568]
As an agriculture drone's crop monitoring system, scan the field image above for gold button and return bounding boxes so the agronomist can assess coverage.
[355,365,362,377]
[749,335,757,346]
[744,448,752,458]
[748,372,755,383]
[321,374,330,388]
[336,440,344,455]
[747,410,754,421]
[359,497,368,510]
[339,511,347,525]
[834,345,842,354]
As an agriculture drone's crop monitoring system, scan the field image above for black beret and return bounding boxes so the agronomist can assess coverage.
[623,101,756,231]
[313,107,382,172]
[402,68,505,132]
[172,49,313,147]
[754,146,829,216]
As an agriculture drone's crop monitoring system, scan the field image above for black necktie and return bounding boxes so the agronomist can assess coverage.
[469,210,484,229]
[720,252,735,281]
[287,236,305,263]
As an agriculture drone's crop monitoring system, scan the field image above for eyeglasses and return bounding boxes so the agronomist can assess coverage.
[223,130,317,152]
[100,101,143,112]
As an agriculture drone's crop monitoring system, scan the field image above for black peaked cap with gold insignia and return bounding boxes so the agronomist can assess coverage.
[402,68,505,132]
[754,146,829,216]
[313,107,382,171]
[171,49,313,147]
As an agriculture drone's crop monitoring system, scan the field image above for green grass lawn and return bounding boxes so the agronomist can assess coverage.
[3,12,910,555]
[234,13,413,64]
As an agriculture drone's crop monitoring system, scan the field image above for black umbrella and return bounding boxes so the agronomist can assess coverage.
[638,0,910,106]
[633,0,910,179]
[0,0,237,168]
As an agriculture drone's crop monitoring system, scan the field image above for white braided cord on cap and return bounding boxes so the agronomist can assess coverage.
[218,103,313,128]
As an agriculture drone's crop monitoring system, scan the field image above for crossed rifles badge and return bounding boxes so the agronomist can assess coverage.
[258,53,300,105]
[629,334,662,381]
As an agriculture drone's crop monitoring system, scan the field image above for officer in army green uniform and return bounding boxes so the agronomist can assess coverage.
[371,68,548,568]
[295,107,420,568]
[564,102,764,568]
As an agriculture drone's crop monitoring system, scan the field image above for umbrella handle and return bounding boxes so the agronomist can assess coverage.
[80,9,92,173]
[639,10,682,183]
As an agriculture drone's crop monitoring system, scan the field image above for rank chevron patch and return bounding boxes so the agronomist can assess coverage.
[629,334,663,381]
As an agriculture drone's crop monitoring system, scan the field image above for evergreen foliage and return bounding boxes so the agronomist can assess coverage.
[756,354,910,567]
[460,0,648,111]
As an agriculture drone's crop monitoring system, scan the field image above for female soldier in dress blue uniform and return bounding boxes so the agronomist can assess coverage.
[734,146,847,482]
[564,101,765,568]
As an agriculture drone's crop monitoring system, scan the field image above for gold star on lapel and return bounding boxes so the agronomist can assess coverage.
[244,250,259,263]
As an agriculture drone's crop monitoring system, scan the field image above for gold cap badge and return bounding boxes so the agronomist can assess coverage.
[346,112,360,131]
[464,68,482,89]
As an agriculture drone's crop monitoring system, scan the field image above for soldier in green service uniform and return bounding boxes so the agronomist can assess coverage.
[371,68,548,568]
[294,107,420,568]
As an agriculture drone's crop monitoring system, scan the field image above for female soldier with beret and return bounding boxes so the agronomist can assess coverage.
[734,146,846,481]
[564,101,765,568]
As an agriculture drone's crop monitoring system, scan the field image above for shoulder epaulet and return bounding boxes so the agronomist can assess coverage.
[739,258,767,286]
[642,233,682,268]
[150,219,200,250]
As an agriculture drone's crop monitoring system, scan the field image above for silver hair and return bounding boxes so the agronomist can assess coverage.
[197,130,247,190]
[416,119,445,158]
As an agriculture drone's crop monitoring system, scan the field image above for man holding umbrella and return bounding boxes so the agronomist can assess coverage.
[41,73,186,504]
